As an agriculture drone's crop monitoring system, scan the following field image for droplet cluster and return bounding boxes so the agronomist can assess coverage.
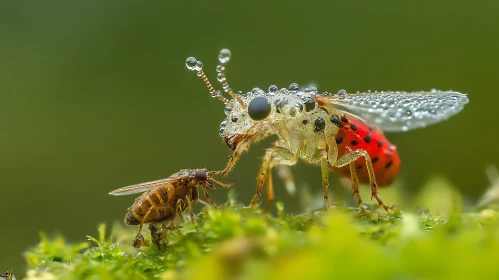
[327,90,469,131]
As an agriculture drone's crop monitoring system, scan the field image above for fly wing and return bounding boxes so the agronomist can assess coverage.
[109,178,175,196]
[314,90,469,132]
[109,169,195,196]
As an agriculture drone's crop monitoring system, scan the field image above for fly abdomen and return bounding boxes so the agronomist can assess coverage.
[125,211,141,225]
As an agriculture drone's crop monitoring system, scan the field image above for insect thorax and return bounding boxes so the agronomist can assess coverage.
[220,88,341,162]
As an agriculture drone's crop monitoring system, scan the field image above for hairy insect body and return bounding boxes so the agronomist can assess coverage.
[186,49,468,213]
[222,90,340,164]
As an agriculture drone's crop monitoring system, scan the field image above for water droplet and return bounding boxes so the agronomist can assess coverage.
[337,89,347,95]
[216,65,224,73]
[401,126,409,131]
[219,128,225,137]
[389,114,396,121]
[431,88,437,93]
[216,91,223,98]
[218,49,231,64]
[252,87,261,94]
[268,85,278,94]
[185,57,198,70]
[289,83,299,91]
[405,110,412,116]
[217,73,226,82]
[196,61,203,69]
[224,105,232,115]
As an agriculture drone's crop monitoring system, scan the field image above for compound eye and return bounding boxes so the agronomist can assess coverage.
[248,96,271,121]
[195,169,208,181]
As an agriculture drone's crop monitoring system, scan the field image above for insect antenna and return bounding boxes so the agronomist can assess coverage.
[185,56,230,105]
[185,49,246,109]
[215,49,247,109]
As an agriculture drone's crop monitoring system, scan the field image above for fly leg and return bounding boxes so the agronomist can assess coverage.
[201,183,218,208]
[250,145,297,211]
[175,198,185,224]
[332,149,392,213]
[185,195,196,224]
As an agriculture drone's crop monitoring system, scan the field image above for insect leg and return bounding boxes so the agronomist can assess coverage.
[320,156,331,209]
[277,165,296,195]
[263,161,274,214]
[208,177,233,188]
[222,140,252,176]
[201,182,218,208]
[332,149,391,213]
[344,147,363,208]
[250,147,273,206]
[185,195,196,224]
[250,146,297,208]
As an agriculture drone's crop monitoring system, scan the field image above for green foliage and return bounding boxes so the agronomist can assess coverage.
[23,196,499,280]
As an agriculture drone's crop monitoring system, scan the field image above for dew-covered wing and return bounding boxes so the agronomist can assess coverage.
[109,178,174,196]
[314,90,469,132]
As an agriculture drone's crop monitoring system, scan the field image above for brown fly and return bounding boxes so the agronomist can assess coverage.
[109,169,231,248]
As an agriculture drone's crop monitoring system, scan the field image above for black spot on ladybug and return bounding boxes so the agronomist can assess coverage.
[350,124,358,131]
[377,141,383,147]
[336,137,343,144]
[314,117,326,132]
[330,114,341,127]
[351,140,358,146]
[364,135,372,143]
[302,119,309,125]
[341,115,349,123]
[356,165,363,170]
[372,156,379,163]
[385,160,393,169]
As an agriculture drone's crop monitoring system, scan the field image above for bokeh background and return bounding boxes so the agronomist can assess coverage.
[1,0,498,274]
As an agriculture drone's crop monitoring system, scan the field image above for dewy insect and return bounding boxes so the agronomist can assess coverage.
[185,49,469,213]
[0,270,15,280]
[109,169,231,247]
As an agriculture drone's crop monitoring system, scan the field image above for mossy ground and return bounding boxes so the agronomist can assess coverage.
[23,186,499,280]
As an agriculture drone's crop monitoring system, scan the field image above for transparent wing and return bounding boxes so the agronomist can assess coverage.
[109,178,174,196]
[315,90,469,132]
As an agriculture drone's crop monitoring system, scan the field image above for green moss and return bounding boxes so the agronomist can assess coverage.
[23,194,499,280]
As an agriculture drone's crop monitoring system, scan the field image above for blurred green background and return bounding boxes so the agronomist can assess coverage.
[1,0,498,274]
